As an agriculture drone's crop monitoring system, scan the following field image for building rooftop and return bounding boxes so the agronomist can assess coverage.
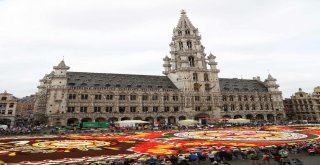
[67,72,178,90]
[66,72,268,92]
[219,78,268,92]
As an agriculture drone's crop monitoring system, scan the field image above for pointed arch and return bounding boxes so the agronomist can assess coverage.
[267,114,274,121]
[145,117,154,124]
[108,117,118,123]
[67,118,79,125]
[234,115,242,119]
[81,118,92,123]
[222,115,231,119]
[246,114,254,120]
[95,117,106,122]
[256,114,264,120]
[121,117,130,121]
[168,116,176,124]
[133,117,142,120]
[178,116,186,120]
[157,116,166,124]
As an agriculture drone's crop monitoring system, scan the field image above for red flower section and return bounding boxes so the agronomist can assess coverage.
[65,134,133,141]
[132,132,167,139]
[130,141,178,155]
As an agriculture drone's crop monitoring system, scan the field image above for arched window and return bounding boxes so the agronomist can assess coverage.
[185,29,190,35]
[187,41,192,49]
[229,96,234,101]
[265,104,269,110]
[188,56,195,67]
[193,73,198,81]
[239,104,243,110]
[178,30,182,36]
[204,73,209,81]
[252,104,256,110]
[179,41,183,50]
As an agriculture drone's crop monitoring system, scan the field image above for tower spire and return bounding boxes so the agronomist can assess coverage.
[176,9,196,30]
[163,10,220,93]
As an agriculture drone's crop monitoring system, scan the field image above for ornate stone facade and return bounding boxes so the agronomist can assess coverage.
[284,87,320,122]
[35,11,285,126]
[0,91,18,126]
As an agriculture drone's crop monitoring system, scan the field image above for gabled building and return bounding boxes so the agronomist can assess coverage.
[0,91,18,127]
[35,11,285,126]
[284,87,320,122]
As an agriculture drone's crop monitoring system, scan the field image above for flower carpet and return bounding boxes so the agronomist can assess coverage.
[1,125,320,164]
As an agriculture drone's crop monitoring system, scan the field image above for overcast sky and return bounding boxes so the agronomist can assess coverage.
[0,0,319,98]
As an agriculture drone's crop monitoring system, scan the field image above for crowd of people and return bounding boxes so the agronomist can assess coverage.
[1,120,319,164]
[0,114,47,135]
[86,142,319,165]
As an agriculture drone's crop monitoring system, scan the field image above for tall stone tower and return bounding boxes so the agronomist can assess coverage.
[35,60,70,126]
[163,10,221,120]
[264,74,285,119]
[46,60,70,115]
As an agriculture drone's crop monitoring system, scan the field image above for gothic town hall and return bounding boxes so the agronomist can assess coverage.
[35,11,285,126]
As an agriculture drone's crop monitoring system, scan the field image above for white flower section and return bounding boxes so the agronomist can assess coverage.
[173,131,309,141]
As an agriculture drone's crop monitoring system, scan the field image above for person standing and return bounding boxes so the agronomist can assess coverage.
[249,151,260,165]
[262,152,270,165]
